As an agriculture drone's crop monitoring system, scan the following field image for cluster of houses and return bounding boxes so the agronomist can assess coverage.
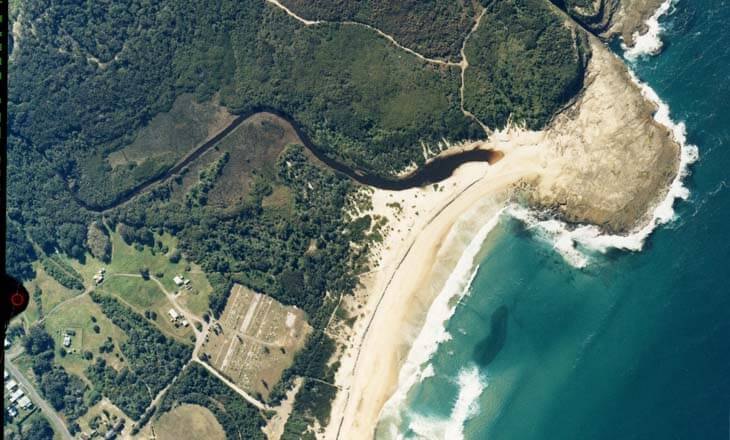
[5,370,34,418]
[93,268,106,285]
[173,274,192,291]
[79,417,124,440]
[168,308,190,328]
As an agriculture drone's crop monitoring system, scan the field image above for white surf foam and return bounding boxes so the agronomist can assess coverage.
[406,365,488,440]
[378,208,502,437]
[623,0,675,59]
[508,71,698,268]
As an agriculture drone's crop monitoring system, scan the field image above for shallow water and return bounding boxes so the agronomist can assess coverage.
[381,1,730,438]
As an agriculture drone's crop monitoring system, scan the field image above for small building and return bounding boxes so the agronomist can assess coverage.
[113,418,124,431]
[173,275,184,287]
[6,379,18,391]
[183,279,191,286]
[63,335,72,347]
[4,370,8,380]
[9,389,24,403]
[168,308,180,321]
[104,429,117,440]
[4,338,11,348]
[180,319,189,328]
[79,433,90,440]
[18,396,32,410]
[7,406,18,418]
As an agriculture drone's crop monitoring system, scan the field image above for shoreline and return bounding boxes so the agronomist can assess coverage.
[325,27,689,439]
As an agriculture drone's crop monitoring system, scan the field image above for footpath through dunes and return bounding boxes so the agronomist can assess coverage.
[67,108,502,213]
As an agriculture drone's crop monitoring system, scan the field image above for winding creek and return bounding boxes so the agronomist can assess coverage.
[70,107,500,213]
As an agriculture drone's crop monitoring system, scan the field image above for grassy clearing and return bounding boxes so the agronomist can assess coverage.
[26,263,83,320]
[32,228,210,343]
[44,295,129,380]
[107,94,232,168]
[154,404,226,440]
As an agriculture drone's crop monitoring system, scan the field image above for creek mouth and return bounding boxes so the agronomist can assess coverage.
[70,107,501,213]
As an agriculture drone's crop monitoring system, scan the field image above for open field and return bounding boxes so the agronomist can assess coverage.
[44,294,129,378]
[107,94,233,168]
[206,113,300,208]
[24,263,84,323]
[200,284,311,399]
[154,404,226,440]
[55,228,213,318]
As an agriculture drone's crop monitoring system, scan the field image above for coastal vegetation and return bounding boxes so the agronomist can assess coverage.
[6,0,594,436]
[111,144,370,328]
[463,0,589,129]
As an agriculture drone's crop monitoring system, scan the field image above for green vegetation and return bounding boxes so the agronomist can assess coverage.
[463,0,589,129]
[86,293,192,420]
[9,0,479,210]
[86,222,111,263]
[279,0,479,60]
[18,414,54,440]
[44,294,129,378]
[158,363,266,439]
[272,331,339,438]
[40,256,85,291]
[187,152,230,207]
[113,145,369,327]
[22,325,92,421]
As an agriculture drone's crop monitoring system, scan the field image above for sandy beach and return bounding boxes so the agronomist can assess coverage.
[324,36,682,440]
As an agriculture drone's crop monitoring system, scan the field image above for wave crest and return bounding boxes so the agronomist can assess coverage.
[405,365,488,440]
[623,0,676,59]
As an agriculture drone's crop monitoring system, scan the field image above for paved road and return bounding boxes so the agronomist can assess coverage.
[5,357,73,440]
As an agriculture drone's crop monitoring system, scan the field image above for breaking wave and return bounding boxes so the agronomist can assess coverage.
[377,209,502,438]
[405,365,488,440]
[623,0,676,59]
[508,70,698,268]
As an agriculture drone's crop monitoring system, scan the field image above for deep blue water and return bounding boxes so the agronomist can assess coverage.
[384,1,730,438]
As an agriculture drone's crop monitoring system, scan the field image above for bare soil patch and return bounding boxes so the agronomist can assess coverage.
[155,404,225,440]
[200,284,311,400]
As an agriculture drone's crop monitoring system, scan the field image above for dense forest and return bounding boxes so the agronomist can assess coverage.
[86,293,192,419]
[6,0,588,280]
[157,363,266,440]
[463,0,589,130]
[279,0,479,60]
[9,0,479,210]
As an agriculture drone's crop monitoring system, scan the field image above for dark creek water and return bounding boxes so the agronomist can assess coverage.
[72,107,498,212]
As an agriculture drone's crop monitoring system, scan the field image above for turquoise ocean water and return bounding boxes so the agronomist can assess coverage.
[380,1,730,438]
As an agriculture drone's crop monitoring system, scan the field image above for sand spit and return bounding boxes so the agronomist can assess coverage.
[325,36,681,440]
